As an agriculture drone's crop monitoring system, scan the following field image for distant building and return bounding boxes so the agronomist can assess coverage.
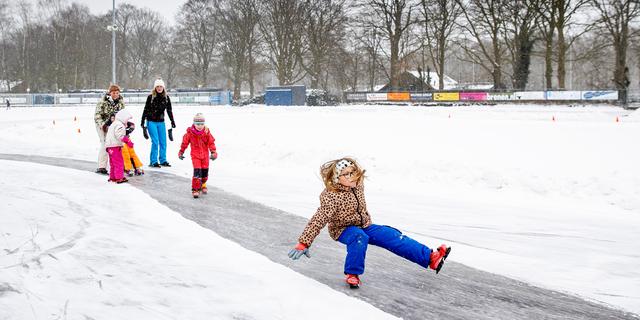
[407,71,458,90]
[377,70,458,92]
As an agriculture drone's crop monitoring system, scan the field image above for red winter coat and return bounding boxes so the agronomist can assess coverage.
[179,125,217,159]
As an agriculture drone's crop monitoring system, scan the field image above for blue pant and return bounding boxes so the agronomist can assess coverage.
[337,224,432,275]
[147,121,167,165]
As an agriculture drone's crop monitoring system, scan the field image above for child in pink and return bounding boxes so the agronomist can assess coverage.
[105,109,134,183]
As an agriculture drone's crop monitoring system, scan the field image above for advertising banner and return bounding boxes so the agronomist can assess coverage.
[410,93,433,101]
[346,93,367,101]
[514,91,545,100]
[82,97,100,103]
[433,92,460,101]
[545,91,581,100]
[5,97,27,104]
[459,92,487,101]
[487,92,514,101]
[366,93,387,101]
[387,92,411,101]
[125,96,146,103]
[581,90,618,100]
[59,97,81,104]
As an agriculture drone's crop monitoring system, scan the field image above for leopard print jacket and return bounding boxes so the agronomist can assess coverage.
[298,183,372,246]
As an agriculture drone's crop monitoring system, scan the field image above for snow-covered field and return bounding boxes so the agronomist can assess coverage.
[1,103,639,317]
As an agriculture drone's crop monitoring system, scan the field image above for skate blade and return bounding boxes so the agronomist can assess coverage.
[348,283,359,289]
[435,247,451,274]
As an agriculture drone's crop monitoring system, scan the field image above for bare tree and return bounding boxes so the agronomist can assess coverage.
[363,0,420,90]
[217,0,260,100]
[0,0,13,91]
[538,1,557,89]
[127,8,165,87]
[157,28,181,89]
[420,0,462,90]
[259,0,307,85]
[456,0,509,89]
[503,0,543,90]
[555,0,590,89]
[300,0,348,90]
[176,0,218,87]
[353,26,384,91]
[591,0,640,104]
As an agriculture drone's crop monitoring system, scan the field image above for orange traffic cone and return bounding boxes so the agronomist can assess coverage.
[552,116,556,122]
[77,128,81,133]
[53,120,56,125]
[616,116,619,122]
[74,116,77,121]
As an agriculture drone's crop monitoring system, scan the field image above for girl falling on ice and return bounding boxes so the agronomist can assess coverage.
[288,157,451,288]
[178,113,218,198]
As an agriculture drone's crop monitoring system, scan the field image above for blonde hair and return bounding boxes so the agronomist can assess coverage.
[151,86,166,97]
[320,157,366,191]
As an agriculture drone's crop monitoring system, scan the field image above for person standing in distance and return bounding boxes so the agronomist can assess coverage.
[141,78,175,168]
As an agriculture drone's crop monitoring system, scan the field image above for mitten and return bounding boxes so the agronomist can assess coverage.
[210,151,217,161]
[142,126,149,140]
[126,122,135,135]
[168,128,174,141]
[122,136,134,148]
[178,153,184,160]
[171,120,176,129]
[288,243,310,260]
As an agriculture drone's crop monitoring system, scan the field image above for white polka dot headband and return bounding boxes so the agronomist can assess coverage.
[333,159,354,183]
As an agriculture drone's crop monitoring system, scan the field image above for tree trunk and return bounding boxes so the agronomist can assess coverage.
[544,36,553,89]
[437,36,445,90]
[389,38,400,90]
[556,23,566,89]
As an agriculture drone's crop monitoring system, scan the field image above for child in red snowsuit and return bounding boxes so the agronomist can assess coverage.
[178,113,218,198]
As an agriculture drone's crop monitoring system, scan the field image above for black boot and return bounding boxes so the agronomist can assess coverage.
[160,162,171,167]
[95,168,108,175]
[149,163,161,168]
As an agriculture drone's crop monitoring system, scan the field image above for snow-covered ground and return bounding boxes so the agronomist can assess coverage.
[1,103,639,316]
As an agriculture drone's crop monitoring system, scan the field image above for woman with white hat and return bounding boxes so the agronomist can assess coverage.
[141,78,175,168]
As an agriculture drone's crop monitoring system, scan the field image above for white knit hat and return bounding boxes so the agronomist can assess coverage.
[333,159,354,183]
[153,78,165,88]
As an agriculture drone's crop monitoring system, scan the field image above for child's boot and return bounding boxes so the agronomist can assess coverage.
[135,168,144,176]
[345,274,360,289]
[127,169,134,177]
[201,177,208,194]
[428,244,451,274]
[192,177,202,198]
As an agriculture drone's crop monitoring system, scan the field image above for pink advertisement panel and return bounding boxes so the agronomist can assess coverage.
[459,92,487,101]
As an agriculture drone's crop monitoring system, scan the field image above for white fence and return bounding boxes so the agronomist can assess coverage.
[345,90,620,103]
[0,91,233,106]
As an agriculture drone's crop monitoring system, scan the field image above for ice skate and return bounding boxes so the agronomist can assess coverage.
[429,244,451,274]
[345,274,360,289]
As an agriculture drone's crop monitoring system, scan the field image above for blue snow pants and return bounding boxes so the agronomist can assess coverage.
[147,121,167,165]
[337,224,432,275]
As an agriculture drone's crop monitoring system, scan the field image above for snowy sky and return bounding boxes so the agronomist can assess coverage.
[75,0,182,25]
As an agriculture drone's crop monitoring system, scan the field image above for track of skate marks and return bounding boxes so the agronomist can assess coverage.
[2,153,637,320]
